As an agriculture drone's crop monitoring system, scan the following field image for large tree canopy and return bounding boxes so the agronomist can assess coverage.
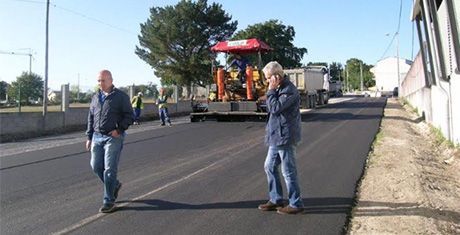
[231,20,307,68]
[329,62,344,81]
[345,58,375,90]
[136,0,237,90]
[7,72,44,105]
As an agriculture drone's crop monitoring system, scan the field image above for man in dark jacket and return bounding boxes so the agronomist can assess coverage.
[258,61,304,215]
[86,70,133,213]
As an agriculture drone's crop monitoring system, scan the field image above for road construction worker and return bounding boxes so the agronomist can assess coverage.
[208,92,217,102]
[229,54,249,85]
[156,88,172,126]
[131,92,144,125]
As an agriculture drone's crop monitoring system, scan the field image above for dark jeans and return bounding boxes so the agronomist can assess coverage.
[159,108,171,124]
[133,108,141,122]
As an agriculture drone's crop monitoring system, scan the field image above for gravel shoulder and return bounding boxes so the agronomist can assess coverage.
[348,98,460,234]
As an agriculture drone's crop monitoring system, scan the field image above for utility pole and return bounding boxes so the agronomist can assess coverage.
[396,32,401,90]
[360,62,364,91]
[77,73,80,101]
[0,50,31,113]
[0,50,33,73]
[18,83,21,113]
[346,65,349,93]
[43,0,49,116]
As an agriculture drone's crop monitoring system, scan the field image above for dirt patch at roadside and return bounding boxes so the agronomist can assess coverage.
[348,98,460,234]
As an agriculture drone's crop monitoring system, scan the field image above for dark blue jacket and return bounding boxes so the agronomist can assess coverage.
[230,57,249,72]
[86,87,133,140]
[265,78,301,146]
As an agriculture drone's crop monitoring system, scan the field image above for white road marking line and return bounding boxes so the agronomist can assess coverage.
[52,160,220,235]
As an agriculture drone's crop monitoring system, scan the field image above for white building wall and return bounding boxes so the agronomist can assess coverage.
[371,57,412,92]
[451,74,460,144]
[404,0,460,145]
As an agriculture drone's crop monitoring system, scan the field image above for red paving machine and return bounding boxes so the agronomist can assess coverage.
[190,38,272,122]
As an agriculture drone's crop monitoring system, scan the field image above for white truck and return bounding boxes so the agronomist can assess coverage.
[284,66,329,109]
[329,80,343,97]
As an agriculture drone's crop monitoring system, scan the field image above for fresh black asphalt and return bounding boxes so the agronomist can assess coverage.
[0,97,386,235]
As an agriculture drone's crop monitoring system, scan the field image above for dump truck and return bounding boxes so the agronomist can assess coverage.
[190,38,272,122]
[283,66,330,109]
[329,80,343,97]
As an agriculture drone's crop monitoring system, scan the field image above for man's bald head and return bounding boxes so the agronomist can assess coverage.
[98,69,114,92]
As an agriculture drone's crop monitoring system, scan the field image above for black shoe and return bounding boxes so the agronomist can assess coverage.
[99,203,116,213]
[114,183,122,200]
[160,123,165,126]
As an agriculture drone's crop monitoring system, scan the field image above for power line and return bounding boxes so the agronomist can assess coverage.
[10,0,44,4]
[379,0,404,61]
[9,0,136,35]
[396,0,403,33]
[51,4,136,35]
[380,33,397,60]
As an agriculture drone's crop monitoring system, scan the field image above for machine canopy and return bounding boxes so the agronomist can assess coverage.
[211,38,272,54]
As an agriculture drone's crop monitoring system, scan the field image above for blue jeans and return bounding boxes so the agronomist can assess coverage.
[90,132,124,205]
[133,108,141,122]
[264,145,303,208]
[159,108,171,124]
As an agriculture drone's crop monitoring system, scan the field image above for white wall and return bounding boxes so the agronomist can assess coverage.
[403,0,460,145]
[0,101,193,142]
[371,57,412,92]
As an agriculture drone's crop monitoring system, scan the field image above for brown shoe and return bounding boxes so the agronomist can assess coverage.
[277,206,304,215]
[258,201,284,211]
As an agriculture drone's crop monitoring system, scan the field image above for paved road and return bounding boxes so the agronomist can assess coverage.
[0,97,386,235]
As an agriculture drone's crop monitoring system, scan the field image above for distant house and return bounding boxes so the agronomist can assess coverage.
[370,57,413,92]
[48,90,61,103]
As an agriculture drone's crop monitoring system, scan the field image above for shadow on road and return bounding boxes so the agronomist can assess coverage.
[354,201,460,224]
[322,98,387,110]
[117,197,354,215]
[301,112,383,122]
[116,198,460,223]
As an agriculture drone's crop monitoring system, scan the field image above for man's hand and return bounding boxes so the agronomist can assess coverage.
[268,75,281,90]
[86,140,91,151]
[110,129,121,138]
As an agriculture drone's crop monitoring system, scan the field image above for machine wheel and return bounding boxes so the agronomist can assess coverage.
[190,115,203,122]
[317,93,324,105]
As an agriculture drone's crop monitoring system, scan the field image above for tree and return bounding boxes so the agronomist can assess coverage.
[329,62,344,81]
[146,82,159,98]
[133,82,160,98]
[117,86,129,95]
[232,20,307,68]
[0,81,8,100]
[70,84,83,103]
[345,58,375,90]
[136,0,237,95]
[7,72,44,105]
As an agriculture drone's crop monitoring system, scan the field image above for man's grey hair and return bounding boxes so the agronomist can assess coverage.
[263,61,284,78]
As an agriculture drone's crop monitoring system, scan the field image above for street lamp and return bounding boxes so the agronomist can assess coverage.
[0,49,34,74]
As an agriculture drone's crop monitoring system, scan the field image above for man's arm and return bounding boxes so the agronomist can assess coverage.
[85,98,95,150]
[118,93,134,133]
[86,100,94,140]
[266,89,298,115]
